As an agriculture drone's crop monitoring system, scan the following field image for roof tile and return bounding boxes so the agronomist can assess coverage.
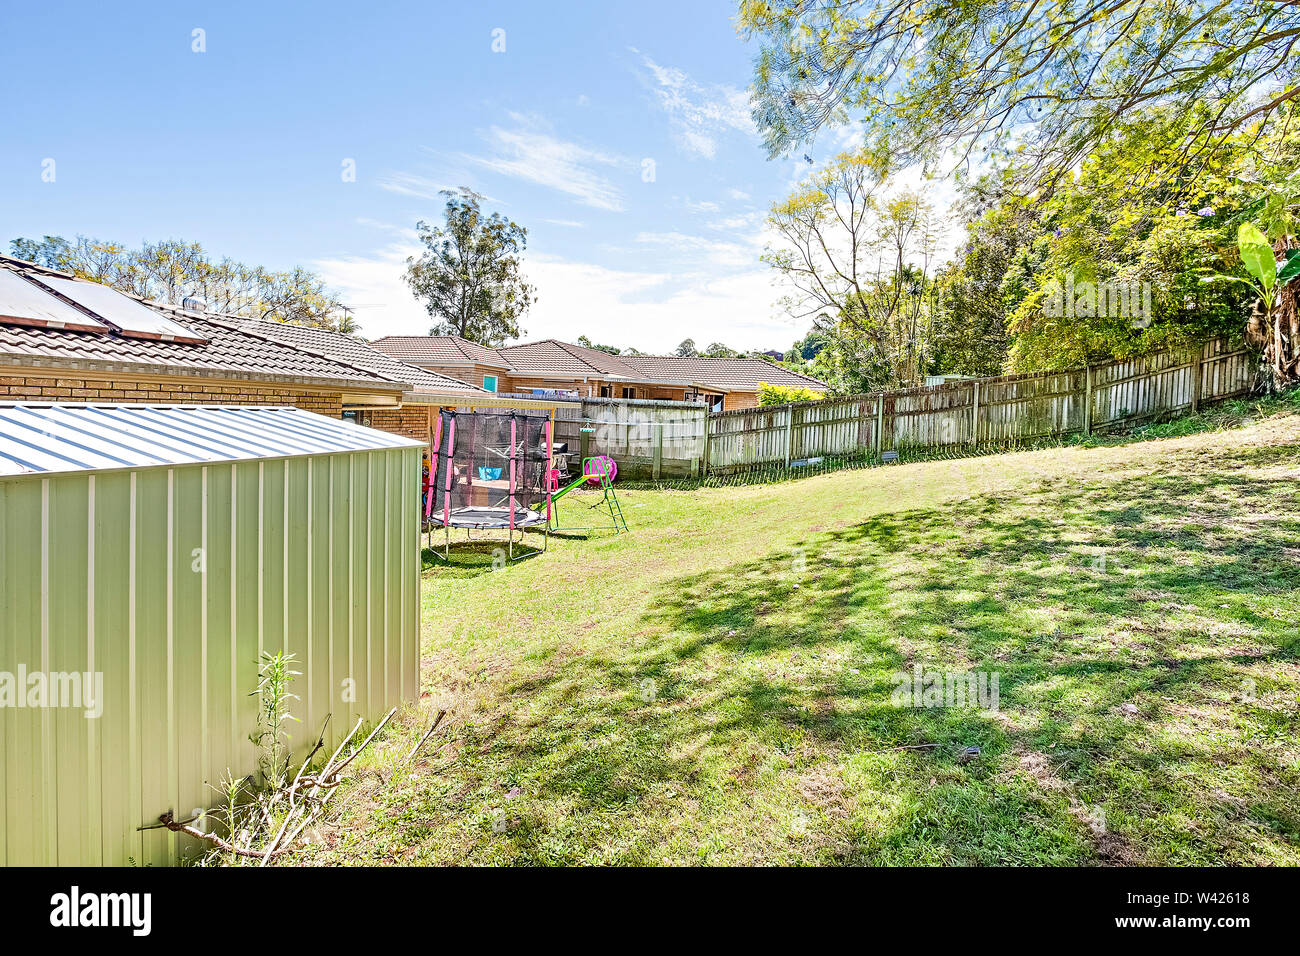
[235,320,484,394]
[369,335,512,368]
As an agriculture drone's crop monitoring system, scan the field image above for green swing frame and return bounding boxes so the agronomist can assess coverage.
[547,456,628,534]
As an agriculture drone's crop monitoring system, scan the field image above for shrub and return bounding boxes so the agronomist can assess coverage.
[758,382,825,405]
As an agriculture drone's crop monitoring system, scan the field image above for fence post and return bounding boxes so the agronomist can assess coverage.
[653,421,663,480]
[971,381,980,446]
[1190,347,1203,413]
[701,409,711,476]
[784,404,794,467]
[874,395,884,457]
[1083,366,1093,437]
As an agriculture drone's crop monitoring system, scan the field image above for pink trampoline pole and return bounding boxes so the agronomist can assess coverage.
[509,418,518,558]
[443,417,456,558]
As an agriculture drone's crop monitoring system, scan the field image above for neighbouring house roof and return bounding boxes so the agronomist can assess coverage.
[496,339,643,379]
[365,334,831,394]
[234,319,485,396]
[0,256,404,393]
[369,334,513,369]
[0,403,423,477]
[618,354,829,393]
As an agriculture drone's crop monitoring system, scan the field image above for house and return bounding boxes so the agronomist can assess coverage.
[363,334,514,396]
[229,318,486,444]
[0,256,585,460]
[370,335,830,411]
[234,320,576,446]
[0,254,467,422]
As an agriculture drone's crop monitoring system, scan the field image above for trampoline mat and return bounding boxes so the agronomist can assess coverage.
[430,506,546,530]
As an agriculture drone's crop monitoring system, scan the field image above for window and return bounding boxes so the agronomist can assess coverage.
[482,374,498,392]
[599,385,612,398]
[621,387,636,399]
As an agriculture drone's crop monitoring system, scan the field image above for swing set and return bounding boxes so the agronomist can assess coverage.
[547,454,628,534]
[425,408,627,562]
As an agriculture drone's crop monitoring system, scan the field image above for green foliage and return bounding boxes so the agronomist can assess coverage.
[791,330,828,361]
[936,110,1300,373]
[1203,222,1300,312]
[741,0,1299,199]
[248,651,300,791]
[764,150,940,389]
[930,187,1036,375]
[675,338,699,357]
[405,188,535,345]
[576,335,622,355]
[758,381,825,405]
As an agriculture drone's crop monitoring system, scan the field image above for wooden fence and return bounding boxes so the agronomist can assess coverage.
[552,396,709,479]
[704,338,1256,474]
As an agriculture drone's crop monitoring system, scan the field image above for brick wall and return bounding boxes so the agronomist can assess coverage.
[366,404,433,443]
[723,391,760,412]
[0,369,345,417]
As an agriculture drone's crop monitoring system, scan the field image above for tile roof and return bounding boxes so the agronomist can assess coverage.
[496,339,642,378]
[0,258,403,391]
[618,354,829,392]
[352,333,830,393]
[369,335,512,369]
[234,319,485,395]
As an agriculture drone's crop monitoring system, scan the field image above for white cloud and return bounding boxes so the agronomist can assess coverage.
[681,197,721,213]
[525,256,796,352]
[706,211,766,233]
[543,219,585,228]
[635,51,755,159]
[375,172,458,201]
[726,188,751,201]
[316,244,803,351]
[461,113,628,211]
[634,231,755,268]
[314,241,428,340]
[355,217,419,241]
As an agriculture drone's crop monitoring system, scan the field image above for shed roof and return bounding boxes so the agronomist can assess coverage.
[0,403,423,477]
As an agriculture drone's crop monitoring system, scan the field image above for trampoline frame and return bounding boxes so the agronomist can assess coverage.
[425,410,553,562]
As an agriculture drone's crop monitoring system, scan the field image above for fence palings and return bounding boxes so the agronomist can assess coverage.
[704,338,1254,474]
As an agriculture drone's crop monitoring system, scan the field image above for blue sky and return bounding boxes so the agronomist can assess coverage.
[1,1,958,350]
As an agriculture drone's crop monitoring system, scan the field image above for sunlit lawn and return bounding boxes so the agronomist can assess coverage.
[288,395,1300,866]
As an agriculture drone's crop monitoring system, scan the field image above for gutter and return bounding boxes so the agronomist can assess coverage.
[0,351,406,394]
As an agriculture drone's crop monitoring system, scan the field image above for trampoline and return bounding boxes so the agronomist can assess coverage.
[426,409,553,560]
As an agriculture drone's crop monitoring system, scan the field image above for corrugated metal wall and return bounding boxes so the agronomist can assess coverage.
[0,447,421,865]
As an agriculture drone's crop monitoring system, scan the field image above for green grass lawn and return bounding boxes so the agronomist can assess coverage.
[288,397,1300,866]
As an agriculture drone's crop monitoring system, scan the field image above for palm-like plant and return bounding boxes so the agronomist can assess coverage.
[1203,223,1300,387]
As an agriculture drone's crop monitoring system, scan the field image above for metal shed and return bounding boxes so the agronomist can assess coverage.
[0,403,424,865]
